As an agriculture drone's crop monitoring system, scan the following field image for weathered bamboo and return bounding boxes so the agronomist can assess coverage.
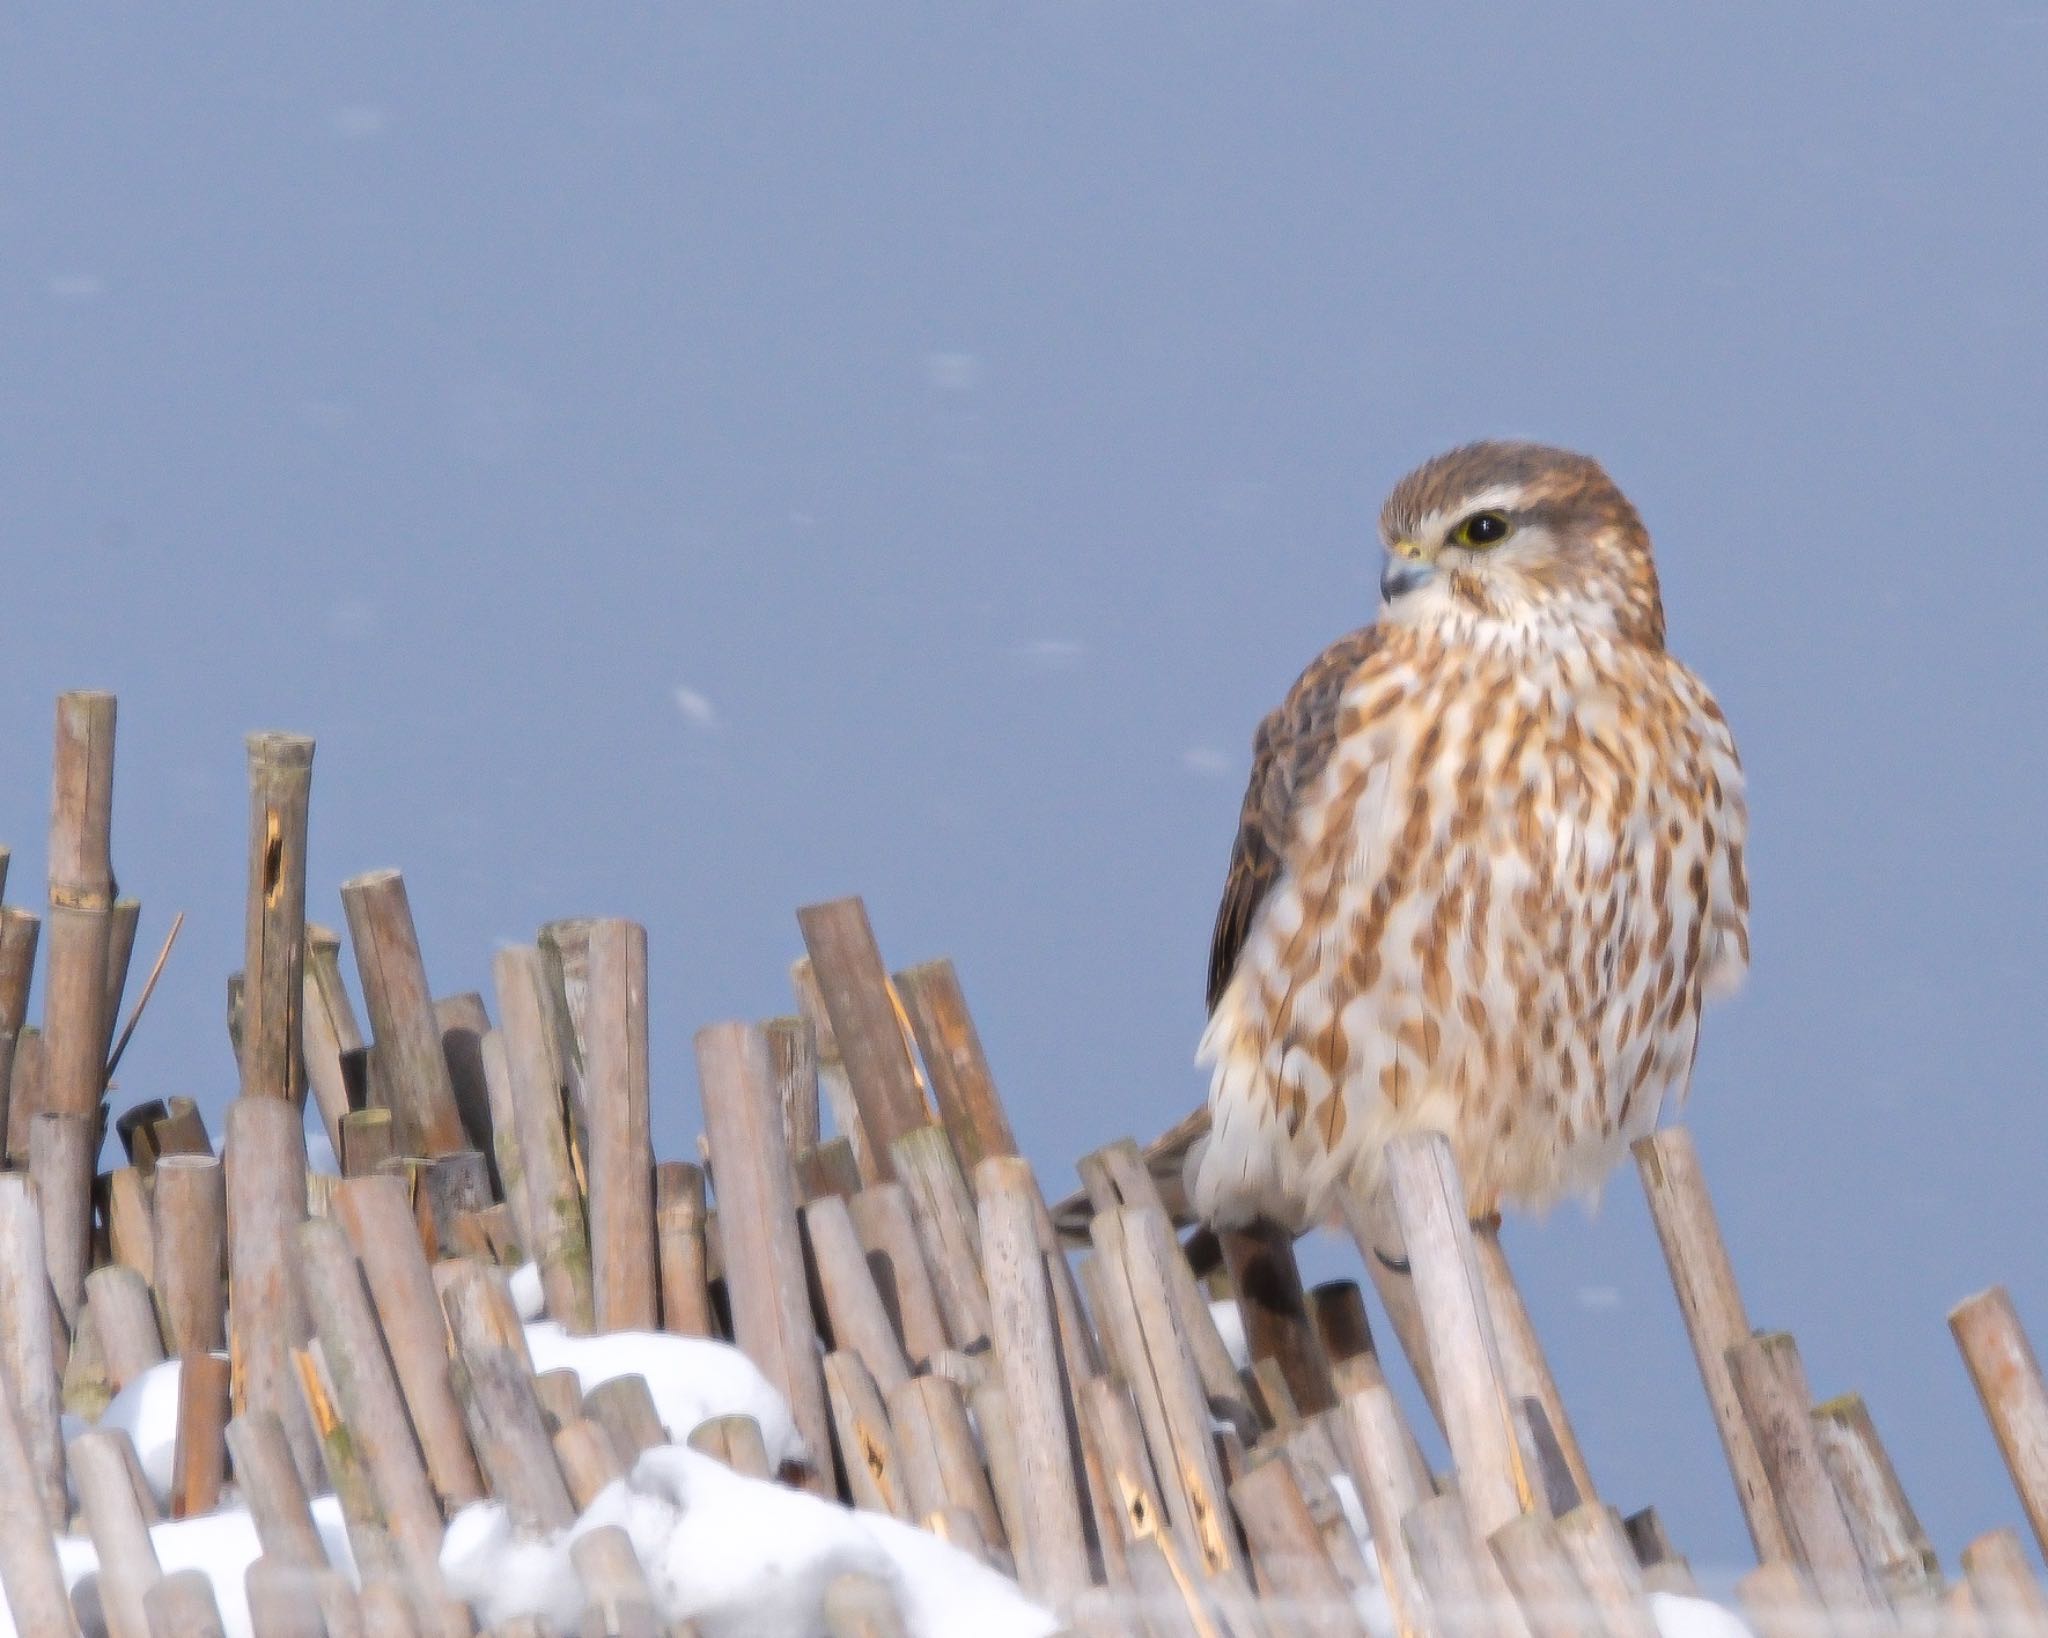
[765,1014,822,1156]
[226,1411,329,1568]
[822,1571,912,1638]
[240,732,314,1103]
[4,1026,44,1166]
[847,1183,950,1368]
[0,1173,68,1527]
[1811,1392,1940,1602]
[796,899,931,1177]
[571,1523,662,1637]
[358,1575,426,1638]
[892,958,1019,1172]
[1725,1331,1881,1610]
[806,1192,913,1396]
[143,1568,227,1638]
[553,1417,625,1509]
[655,1160,715,1337]
[1384,1132,1529,1541]
[1951,1285,2048,1567]
[888,1372,1007,1547]
[976,1156,1090,1607]
[824,1349,914,1519]
[1733,1561,1831,1638]
[1338,1383,1434,1638]
[171,1351,231,1518]
[1229,1456,1357,1638]
[102,896,142,1060]
[74,1427,163,1638]
[435,992,496,1160]
[891,1124,992,1351]
[492,946,595,1332]
[87,1265,166,1389]
[151,1094,213,1159]
[245,1557,331,1638]
[342,1107,397,1177]
[585,919,658,1332]
[105,1165,153,1280]
[1221,1220,1337,1417]
[304,922,367,1144]
[449,1337,577,1536]
[478,1030,532,1256]
[535,917,594,1116]
[333,1173,487,1511]
[0,1354,82,1637]
[1476,1226,1597,1508]
[1552,1504,1659,1638]
[1633,1128,1794,1564]
[32,1109,97,1328]
[583,1375,669,1462]
[0,906,39,1152]
[1960,1528,2048,1633]
[1490,1512,1594,1638]
[40,693,117,1327]
[153,1153,228,1355]
[792,956,874,1185]
[340,869,468,1157]
[695,1019,833,1494]
[423,1150,493,1258]
[692,1411,774,1478]
[292,1340,402,1584]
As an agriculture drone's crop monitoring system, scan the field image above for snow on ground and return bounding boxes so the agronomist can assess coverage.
[92,1355,219,1505]
[522,1321,806,1467]
[443,1443,1058,1638]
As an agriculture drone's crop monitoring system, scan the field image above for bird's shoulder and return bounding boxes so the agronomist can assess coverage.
[1206,623,1388,1013]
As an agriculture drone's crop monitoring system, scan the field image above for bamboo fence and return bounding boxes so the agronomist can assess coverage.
[0,690,2041,1635]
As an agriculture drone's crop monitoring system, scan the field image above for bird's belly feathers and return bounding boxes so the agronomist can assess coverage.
[1193,638,1747,1230]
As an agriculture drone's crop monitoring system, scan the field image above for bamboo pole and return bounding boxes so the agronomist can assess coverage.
[171,1351,231,1518]
[225,1411,329,1568]
[655,1160,715,1337]
[765,1014,821,1157]
[1960,1528,2048,1633]
[439,1261,575,1534]
[244,1557,331,1638]
[102,897,141,1063]
[792,956,874,1186]
[1405,1492,1533,1638]
[435,992,496,1162]
[87,1265,166,1389]
[822,1571,912,1638]
[492,946,594,1332]
[0,1347,82,1637]
[570,1524,662,1637]
[1384,1132,1529,1541]
[824,1349,914,1519]
[1476,1225,1597,1507]
[1553,1505,1659,1638]
[1811,1392,1940,1601]
[695,1019,833,1495]
[240,732,314,1102]
[975,1156,1090,1607]
[796,899,931,1178]
[153,1153,228,1355]
[1338,1383,1434,1638]
[0,906,40,1155]
[892,958,1019,1172]
[805,1192,912,1396]
[1228,1457,1356,1638]
[340,869,467,1157]
[341,1107,397,1177]
[143,1568,227,1638]
[41,693,117,1327]
[1491,1513,1594,1638]
[1633,1128,1794,1564]
[333,1173,486,1511]
[1220,1220,1336,1417]
[888,1372,1006,1548]
[891,1124,992,1352]
[304,923,366,1152]
[1951,1285,2048,1566]
[847,1183,950,1369]
[224,1096,316,1495]
[74,1428,163,1638]
[585,919,657,1332]
[553,1417,624,1508]
[0,1173,68,1527]
[479,1030,531,1257]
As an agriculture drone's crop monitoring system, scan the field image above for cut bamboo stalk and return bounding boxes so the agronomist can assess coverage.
[304,923,367,1141]
[492,946,594,1333]
[1340,1186,1446,1437]
[41,693,117,1326]
[792,956,875,1186]
[293,1339,401,1585]
[1476,1225,1597,1507]
[1725,1331,1882,1611]
[822,1571,912,1638]
[153,1153,228,1355]
[893,958,1019,1172]
[585,919,657,1332]
[1405,1492,1533,1638]
[422,1150,493,1258]
[106,1165,152,1281]
[32,1110,97,1329]
[74,1428,163,1638]
[224,1097,323,1498]
[333,1174,487,1511]
[63,1301,114,1419]
[293,1217,453,1620]
[1221,1220,1336,1416]
[970,1373,1030,1570]
[976,1156,1090,1607]
[1553,1505,1659,1638]
[1384,1132,1529,1541]
[655,1160,715,1337]
[102,897,142,1063]
[240,732,314,1103]
[0,906,41,1153]
[583,1375,669,1461]
[765,1014,821,1157]
[244,1557,330,1638]
[796,899,930,1177]
[4,1026,44,1166]
[448,1339,577,1536]
[143,1568,226,1638]
[151,1094,212,1158]
[0,1172,68,1527]
[1077,1374,1163,1567]
[1229,1456,1357,1638]
[340,869,467,1157]
[695,1019,833,1495]
[570,1524,661,1637]
[171,1350,231,1518]
[1951,1285,2048,1567]
[847,1184,950,1368]
[797,1138,862,1203]
[435,992,495,1160]
[692,1411,773,1478]
[1812,1392,1940,1601]
[535,917,593,1115]
[552,1417,624,1508]
[0,1348,82,1637]
[342,1108,397,1178]
[1633,1128,1795,1565]
[1339,1383,1434,1638]
[1491,1512,1595,1638]
[891,1124,992,1351]
[357,1576,425,1638]
[1309,1280,1374,1367]
[225,1411,328,1568]
[805,1193,913,1396]
[88,1265,166,1389]
[825,1349,914,1519]
[478,1030,529,1255]
[532,1366,582,1428]
[1960,1528,2048,1633]
[888,1372,1007,1548]
[1733,1561,1831,1638]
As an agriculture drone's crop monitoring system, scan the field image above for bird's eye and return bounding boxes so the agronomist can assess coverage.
[1452,510,1512,548]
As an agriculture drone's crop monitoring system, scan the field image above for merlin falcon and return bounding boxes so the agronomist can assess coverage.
[1192,441,1749,1232]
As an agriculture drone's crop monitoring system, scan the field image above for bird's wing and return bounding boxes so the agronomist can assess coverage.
[1207,624,1383,1014]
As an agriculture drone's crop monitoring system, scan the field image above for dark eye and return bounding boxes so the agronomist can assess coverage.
[1453,510,1512,548]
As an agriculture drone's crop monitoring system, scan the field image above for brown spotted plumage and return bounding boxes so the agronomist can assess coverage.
[1193,442,1749,1230]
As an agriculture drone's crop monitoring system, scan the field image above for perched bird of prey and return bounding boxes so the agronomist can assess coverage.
[1192,442,1749,1232]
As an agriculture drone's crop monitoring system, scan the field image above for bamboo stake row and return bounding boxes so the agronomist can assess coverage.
[0,692,2045,1636]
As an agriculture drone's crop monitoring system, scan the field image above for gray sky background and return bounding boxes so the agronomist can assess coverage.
[5,4,2045,1575]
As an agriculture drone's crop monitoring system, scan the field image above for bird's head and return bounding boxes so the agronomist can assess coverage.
[1375,441,1665,648]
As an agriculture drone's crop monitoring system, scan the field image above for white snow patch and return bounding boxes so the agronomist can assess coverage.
[522,1322,804,1468]
[443,1443,1056,1638]
[509,1259,546,1321]
[92,1355,223,1505]
[1209,1298,1249,1371]
[1651,1590,1755,1637]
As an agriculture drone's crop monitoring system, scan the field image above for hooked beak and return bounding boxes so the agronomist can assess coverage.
[1380,543,1434,602]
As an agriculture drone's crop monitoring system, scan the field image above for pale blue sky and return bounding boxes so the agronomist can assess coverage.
[4,5,2045,1572]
